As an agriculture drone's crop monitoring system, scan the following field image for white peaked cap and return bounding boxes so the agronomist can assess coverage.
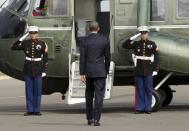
[138,26,149,32]
[28,26,39,32]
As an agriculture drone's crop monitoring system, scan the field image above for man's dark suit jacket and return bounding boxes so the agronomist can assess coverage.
[80,33,111,78]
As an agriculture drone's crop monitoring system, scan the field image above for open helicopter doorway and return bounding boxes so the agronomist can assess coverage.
[67,0,114,105]
[74,0,110,39]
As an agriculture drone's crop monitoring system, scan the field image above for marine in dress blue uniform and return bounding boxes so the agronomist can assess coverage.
[122,26,159,114]
[80,21,111,126]
[11,26,48,116]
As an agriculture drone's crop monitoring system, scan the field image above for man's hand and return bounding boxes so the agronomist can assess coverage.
[152,71,158,76]
[80,75,86,82]
[19,33,29,41]
[130,33,141,41]
[42,72,46,77]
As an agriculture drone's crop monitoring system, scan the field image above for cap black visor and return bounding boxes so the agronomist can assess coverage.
[29,31,38,34]
[140,31,148,34]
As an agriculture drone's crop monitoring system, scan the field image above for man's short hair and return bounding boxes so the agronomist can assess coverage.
[88,21,99,32]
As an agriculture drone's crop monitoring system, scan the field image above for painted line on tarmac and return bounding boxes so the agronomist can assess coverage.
[0,96,25,100]
[113,86,134,89]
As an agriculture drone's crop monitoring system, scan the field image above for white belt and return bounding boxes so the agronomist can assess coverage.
[132,54,154,67]
[26,57,42,61]
[135,56,154,62]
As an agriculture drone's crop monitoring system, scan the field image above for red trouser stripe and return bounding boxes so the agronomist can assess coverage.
[134,79,137,111]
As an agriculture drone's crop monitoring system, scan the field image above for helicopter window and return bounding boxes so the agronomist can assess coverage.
[150,0,165,21]
[33,0,48,16]
[33,0,68,17]
[1,0,30,17]
[178,0,189,18]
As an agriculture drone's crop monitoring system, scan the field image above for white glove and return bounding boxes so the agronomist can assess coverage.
[152,71,158,76]
[19,33,29,41]
[132,54,137,67]
[42,73,46,77]
[130,33,141,41]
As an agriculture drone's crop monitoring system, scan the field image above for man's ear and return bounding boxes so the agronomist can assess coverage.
[97,27,100,32]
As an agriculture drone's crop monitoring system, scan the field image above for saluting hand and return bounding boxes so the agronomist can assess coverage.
[19,33,29,41]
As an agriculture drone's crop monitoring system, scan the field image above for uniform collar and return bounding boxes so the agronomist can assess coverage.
[30,39,39,43]
[90,31,98,34]
[141,39,149,43]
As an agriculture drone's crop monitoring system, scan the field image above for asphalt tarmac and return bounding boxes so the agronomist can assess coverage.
[0,78,189,131]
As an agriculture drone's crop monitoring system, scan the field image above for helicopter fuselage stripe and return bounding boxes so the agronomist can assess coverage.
[114,25,189,30]
[39,27,72,31]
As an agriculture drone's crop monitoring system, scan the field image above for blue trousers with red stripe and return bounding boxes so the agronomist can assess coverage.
[135,76,153,112]
[25,75,42,113]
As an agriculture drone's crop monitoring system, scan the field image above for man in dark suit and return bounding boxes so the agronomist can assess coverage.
[80,21,111,126]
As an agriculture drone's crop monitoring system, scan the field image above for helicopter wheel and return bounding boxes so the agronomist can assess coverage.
[161,86,173,107]
[152,89,163,112]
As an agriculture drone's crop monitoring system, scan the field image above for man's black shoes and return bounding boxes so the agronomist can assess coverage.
[145,111,152,114]
[24,112,33,116]
[87,120,94,125]
[94,121,100,126]
[135,111,144,114]
[33,112,42,116]
[87,120,101,126]
[135,110,152,114]
[24,112,42,116]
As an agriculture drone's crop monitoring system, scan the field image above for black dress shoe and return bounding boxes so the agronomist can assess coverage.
[33,112,42,116]
[135,111,144,114]
[87,120,94,125]
[145,111,152,114]
[24,112,33,116]
[94,121,100,126]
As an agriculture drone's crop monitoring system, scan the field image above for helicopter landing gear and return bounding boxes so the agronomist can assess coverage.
[152,72,173,111]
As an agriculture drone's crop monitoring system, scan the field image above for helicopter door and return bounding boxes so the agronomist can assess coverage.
[67,0,114,104]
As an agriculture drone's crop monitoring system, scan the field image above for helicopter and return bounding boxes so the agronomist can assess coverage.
[0,0,189,112]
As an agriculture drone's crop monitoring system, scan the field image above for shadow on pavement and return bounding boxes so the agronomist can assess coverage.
[0,102,189,115]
